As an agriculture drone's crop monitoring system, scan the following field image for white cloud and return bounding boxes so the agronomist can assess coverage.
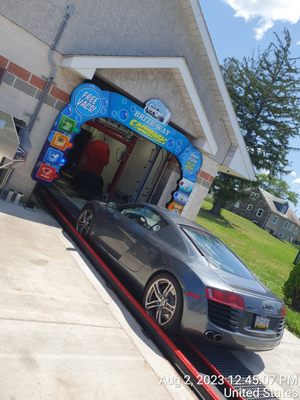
[297,40,300,45]
[290,170,297,177]
[292,178,300,185]
[223,0,300,39]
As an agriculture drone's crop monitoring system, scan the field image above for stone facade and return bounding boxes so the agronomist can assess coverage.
[228,188,300,242]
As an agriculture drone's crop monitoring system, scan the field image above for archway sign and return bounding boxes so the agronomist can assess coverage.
[32,83,203,214]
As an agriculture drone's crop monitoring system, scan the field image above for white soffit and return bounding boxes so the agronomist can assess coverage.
[60,55,218,156]
[219,147,256,180]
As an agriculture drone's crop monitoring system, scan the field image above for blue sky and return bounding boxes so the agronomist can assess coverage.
[200,0,300,213]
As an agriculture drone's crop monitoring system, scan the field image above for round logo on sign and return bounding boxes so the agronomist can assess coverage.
[73,85,102,118]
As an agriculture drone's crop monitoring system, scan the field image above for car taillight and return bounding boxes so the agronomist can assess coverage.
[205,287,245,310]
[281,304,286,317]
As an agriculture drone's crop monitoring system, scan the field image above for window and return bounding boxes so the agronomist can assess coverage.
[247,204,253,211]
[181,226,254,280]
[256,208,264,217]
[289,224,294,233]
[272,215,278,225]
[250,192,259,200]
[234,201,240,208]
[120,205,165,231]
[283,221,289,230]
[294,227,299,235]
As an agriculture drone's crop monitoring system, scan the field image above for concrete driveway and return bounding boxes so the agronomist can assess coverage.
[232,330,300,399]
[0,200,195,400]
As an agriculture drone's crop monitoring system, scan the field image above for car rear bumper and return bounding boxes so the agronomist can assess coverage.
[203,321,284,351]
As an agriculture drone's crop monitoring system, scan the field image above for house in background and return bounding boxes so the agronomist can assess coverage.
[229,187,300,242]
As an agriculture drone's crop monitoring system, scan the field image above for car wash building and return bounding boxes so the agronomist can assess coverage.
[0,0,255,220]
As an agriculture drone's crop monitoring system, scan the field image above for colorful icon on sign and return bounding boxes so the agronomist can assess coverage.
[173,190,189,205]
[167,201,184,213]
[50,132,70,151]
[44,147,64,166]
[36,163,57,182]
[144,99,171,124]
[179,177,194,194]
[58,115,76,133]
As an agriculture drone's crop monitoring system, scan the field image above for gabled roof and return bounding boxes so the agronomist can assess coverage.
[60,1,256,181]
[259,188,300,227]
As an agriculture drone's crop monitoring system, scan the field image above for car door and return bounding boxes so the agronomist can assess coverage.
[118,205,168,273]
[91,204,136,260]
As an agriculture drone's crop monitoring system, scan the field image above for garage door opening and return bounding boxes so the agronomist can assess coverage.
[54,118,171,209]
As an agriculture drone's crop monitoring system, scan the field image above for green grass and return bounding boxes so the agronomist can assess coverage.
[196,200,300,337]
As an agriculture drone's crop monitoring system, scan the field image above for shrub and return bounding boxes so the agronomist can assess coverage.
[284,264,300,311]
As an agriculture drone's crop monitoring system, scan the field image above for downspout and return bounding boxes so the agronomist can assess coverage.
[27,5,75,133]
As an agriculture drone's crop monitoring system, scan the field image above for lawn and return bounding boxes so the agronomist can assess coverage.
[196,200,300,338]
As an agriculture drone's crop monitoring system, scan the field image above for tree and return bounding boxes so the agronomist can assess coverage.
[257,174,299,206]
[209,174,248,216]
[284,264,300,311]
[210,29,300,216]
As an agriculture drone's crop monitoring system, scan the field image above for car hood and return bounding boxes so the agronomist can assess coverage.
[211,266,270,296]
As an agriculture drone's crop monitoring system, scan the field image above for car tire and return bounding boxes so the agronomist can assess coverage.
[76,206,94,237]
[143,273,183,334]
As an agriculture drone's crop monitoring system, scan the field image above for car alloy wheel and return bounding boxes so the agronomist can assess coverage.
[143,273,182,333]
[76,207,94,237]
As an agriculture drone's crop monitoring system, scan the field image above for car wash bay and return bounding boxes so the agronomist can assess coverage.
[53,117,170,210]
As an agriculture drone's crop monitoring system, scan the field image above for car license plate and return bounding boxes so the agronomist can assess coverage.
[254,315,270,329]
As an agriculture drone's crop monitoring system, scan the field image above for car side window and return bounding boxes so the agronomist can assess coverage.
[120,206,166,232]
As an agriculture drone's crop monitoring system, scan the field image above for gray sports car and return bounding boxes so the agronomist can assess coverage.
[76,201,285,351]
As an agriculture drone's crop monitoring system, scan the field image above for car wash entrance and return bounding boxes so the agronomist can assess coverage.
[57,117,170,206]
[32,83,203,214]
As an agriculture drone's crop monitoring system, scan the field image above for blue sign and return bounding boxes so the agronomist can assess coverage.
[32,83,203,214]
[73,85,103,117]
[110,93,190,157]
[177,143,203,181]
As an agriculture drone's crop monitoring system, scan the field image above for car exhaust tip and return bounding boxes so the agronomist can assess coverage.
[204,330,223,342]
[214,333,223,342]
[204,330,215,340]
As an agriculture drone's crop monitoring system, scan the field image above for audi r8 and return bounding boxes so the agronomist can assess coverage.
[76,201,285,351]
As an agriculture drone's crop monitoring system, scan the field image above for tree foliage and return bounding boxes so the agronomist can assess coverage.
[284,264,300,311]
[222,29,300,175]
[257,174,299,206]
[210,29,300,215]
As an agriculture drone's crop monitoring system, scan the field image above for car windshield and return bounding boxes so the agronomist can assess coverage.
[182,226,254,279]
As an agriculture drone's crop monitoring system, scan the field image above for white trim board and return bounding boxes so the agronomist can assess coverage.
[61,55,217,156]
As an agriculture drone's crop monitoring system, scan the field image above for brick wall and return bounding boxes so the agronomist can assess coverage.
[0,54,71,112]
